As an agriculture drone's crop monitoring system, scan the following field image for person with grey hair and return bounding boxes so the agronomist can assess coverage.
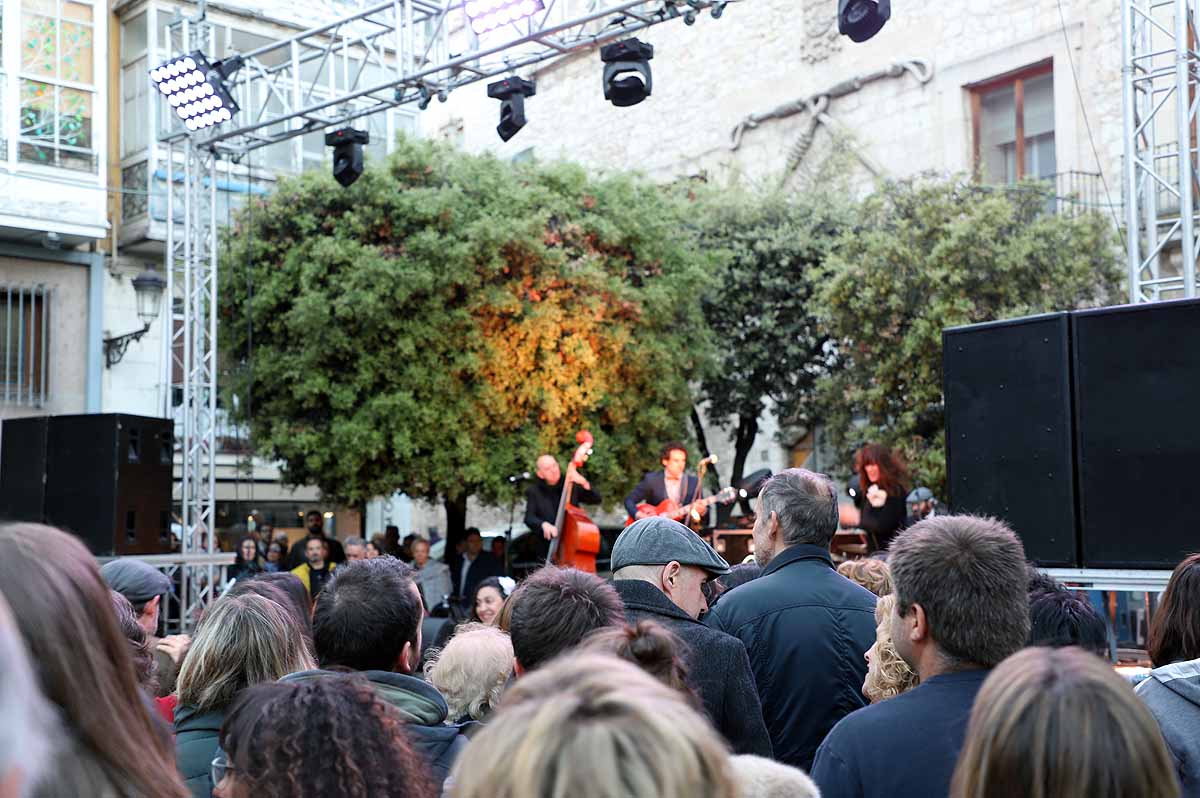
[0,592,55,798]
[810,514,1031,798]
[611,517,772,757]
[342,536,368,561]
[705,468,877,771]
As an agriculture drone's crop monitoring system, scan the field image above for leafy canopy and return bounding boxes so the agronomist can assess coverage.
[815,176,1123,495]
[219,137,714,506]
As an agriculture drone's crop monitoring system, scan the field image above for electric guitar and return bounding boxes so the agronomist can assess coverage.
[624,486,738,527]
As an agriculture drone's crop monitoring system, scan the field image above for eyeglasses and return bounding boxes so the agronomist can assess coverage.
[211,753,234,787]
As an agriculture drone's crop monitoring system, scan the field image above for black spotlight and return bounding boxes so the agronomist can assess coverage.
[600,38,654,108]
[838,0,890,42]
[487,77,536,142]
[324,127,370,187]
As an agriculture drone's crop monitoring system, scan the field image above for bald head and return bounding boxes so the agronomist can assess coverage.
[535,455,561,486]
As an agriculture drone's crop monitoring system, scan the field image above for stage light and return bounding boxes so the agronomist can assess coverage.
[600,38,654,108]
[149,51,241,132]
[838,0,890,42]
[324,127,370,187]
[465,0,545,35]
[486,76,535,142]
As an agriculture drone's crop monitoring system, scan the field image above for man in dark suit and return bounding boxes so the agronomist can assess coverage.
[525,453,602,563]
[623,441,701,521]
[449,528,503,604]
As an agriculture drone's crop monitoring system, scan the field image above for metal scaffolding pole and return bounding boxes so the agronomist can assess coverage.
[1124,0,1200,302]
[161,0,734,629]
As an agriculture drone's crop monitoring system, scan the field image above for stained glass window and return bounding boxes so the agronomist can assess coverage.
[18,0,97,172]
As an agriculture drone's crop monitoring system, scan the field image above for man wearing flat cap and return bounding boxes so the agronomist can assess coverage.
[610,517,772,757]
[101,558,189,698]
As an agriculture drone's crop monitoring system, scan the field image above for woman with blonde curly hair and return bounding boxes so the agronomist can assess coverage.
[837,558,893,597]
[951,646,1179,798]
[424,623,513,726]
[863,593,919,703]
[451,653,737,798]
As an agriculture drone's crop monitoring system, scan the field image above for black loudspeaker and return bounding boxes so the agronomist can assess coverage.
[0,414,173,556]
[0,416,49,520]
[944,313,1078,566]
[1072,299,1200,568]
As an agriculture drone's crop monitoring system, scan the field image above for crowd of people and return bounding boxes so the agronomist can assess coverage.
[1,467,1199,798]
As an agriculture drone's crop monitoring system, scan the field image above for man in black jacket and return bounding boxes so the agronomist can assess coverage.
[706,468,877,771]
[623,441,701,522]
[449,528,503,604]
[611,517,773,757]
[524,453,602,562]
[290,558,466,795]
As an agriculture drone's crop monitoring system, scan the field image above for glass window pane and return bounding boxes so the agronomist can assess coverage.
[60,18,94,83]
[122,12,147,62]
[62,1,91,22]
[21,9,57,77]
[1024,73,1054,138]
[979,85,1014,183]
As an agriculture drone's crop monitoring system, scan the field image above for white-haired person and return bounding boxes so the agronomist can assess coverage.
[863,593,919,703]
[424,623,513,730]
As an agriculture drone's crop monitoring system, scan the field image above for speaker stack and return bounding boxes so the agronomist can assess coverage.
[0,413,174,556]
[944,299,1200,569]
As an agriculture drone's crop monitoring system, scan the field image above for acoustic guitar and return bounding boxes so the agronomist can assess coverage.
[546,430,602,574]
[625,486,738,527]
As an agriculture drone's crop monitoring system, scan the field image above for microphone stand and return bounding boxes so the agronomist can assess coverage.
[505,493,516,577]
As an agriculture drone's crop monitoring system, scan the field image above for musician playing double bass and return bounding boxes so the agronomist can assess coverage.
[525,453,602,562]
[623,441,702,522]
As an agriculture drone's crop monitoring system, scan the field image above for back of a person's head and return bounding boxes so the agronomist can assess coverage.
[1148,552,1200,667]
[837,558,893,596]
[423,623,513,722]
[0,523,189,798]
[0,591,56,796]
[220,675,434,798]
[1027,564,1063,597]
[110,589,158,692]
[704,562,763,609]
[1028,590,1108,657]
[225,575,314,649]
[313,557,421,672]
[863,593,919,703]
[581,621,694,699]
[452,653,736,798]
[888,515,1030,668]
[951,646,1179,798]
[508,566,625,672]
[756,468,839,549]
[178,592,315,713]
[728,754,820,798]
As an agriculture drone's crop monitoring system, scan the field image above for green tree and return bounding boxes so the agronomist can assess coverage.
[219,137,714,536]
[815,176,1123,496]
[693,182,854,498]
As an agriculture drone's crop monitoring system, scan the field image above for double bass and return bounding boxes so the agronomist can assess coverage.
[546,430,602,574]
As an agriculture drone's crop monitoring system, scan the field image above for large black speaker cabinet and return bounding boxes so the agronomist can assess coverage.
[0,416,48,521]
[1073,299,1200,568]
[0,414,173,556]
[944,313,1079,566]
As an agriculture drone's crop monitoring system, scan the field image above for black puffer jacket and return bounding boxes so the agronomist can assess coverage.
[706,544,877,771]
[282,669,468,795]
[613,579,773,758]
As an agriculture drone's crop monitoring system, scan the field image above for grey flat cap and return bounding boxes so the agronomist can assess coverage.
[611,517,730,576]
[100,559,172,605]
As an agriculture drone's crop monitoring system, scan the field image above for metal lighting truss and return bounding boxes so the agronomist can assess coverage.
[160,0,732,630]
[1123,0,1200,302]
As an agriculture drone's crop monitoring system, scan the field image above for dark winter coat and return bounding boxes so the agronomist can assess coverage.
[706,543,877,770]
[1138,657,1200,798]
[282,669,468,795]
[613,579,773,757]
[174,704,225,798]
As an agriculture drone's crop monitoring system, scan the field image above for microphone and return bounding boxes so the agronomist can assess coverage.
[507,471,532,483]
[699,454,719,466]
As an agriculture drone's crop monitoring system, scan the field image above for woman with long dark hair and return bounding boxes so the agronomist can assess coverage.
[844,443,910,551]
[0,523,189,798]
[229,536,268,582]
[1138,552,1200,797]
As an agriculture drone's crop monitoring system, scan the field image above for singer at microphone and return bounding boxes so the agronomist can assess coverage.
[523,452,602,562]
[622,441,703,522]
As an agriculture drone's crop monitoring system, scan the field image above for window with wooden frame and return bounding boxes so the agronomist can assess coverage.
[969,61,1056,184]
